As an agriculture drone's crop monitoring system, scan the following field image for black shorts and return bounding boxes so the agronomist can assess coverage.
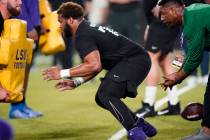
[99,53,151,98]
[145,19,181,56]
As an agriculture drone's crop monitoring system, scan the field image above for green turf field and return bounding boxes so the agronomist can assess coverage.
[0,71,205,140]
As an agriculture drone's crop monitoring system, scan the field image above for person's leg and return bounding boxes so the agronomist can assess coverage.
[96,79,136,130]
[9,65,42,119]
[95,90,138,122]
[136,21,172,117]
[136,51,161,117]
[160,52,179,105]
[158,52,180,115]
[202,74,210,131]
[144,51,161,105]
[95,79,155,139]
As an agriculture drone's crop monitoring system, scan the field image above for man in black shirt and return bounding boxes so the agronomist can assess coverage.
[42,2,157,140]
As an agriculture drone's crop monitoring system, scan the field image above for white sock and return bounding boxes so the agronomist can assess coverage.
[167,86,178,105]
[144,86,157,106]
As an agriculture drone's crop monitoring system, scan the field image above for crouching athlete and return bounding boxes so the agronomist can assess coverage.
[42,2,157,140]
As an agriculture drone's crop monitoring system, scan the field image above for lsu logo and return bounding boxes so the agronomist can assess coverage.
[16,49,27,60]
[14,49,27,69]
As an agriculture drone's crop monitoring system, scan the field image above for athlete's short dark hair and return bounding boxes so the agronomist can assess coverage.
[57,2,84,20]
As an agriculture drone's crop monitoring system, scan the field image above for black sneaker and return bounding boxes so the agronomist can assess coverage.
[136,102,157,118]
[157,102,181,116]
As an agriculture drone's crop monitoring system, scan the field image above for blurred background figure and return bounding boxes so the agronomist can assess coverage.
[0,119,14,140]
[107,0,146,44]
[136,0,182,117]
[84,0,109,25]
[182,0,209,86]
[9,0,43,119]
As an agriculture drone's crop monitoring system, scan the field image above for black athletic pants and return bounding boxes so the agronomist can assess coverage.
[95,52,151,131]
[95,78,138,131]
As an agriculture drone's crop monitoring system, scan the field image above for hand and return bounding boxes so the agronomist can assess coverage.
[55,79,76,91]
[0,84,9,101]
[161,69,188,90]
[161,72,179,90]
[42,66,62,81]
[27,29,38,41]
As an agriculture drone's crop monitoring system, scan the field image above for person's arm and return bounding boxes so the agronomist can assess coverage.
[161,69,188,90]
[54,73,98,91]
[17,0,40,41]
[182,29,205,74]
[162,29,205,90]
[25,0,41,41]
[42,50,102,80]
[25,0,41,28]
[68,50,102,77]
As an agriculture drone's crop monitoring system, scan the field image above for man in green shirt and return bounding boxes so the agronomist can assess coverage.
[159,0,210,140]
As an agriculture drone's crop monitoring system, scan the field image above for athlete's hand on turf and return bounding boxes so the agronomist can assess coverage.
[42,66,61,81]
[55,80,76,91]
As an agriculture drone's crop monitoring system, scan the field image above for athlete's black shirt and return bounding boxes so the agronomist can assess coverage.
[75,20,147,70]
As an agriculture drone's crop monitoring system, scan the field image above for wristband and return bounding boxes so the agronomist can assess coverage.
[73,77,85,87]
[60,69,70,78]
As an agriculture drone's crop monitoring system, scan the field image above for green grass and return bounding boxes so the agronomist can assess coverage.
[0,71,205,140]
